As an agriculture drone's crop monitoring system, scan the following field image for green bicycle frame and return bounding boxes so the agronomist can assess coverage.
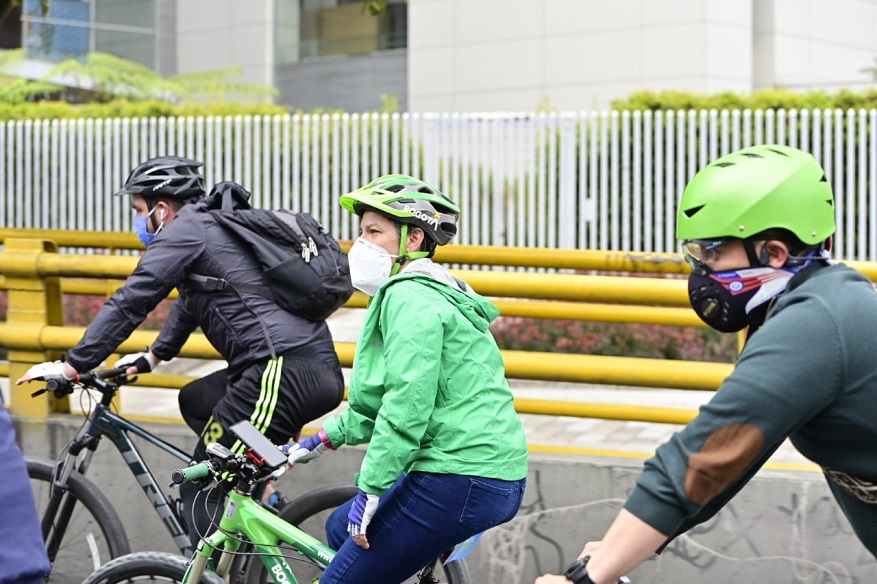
[182,488,337,584]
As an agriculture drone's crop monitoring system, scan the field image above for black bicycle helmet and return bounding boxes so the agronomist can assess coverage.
[114,156,205,202]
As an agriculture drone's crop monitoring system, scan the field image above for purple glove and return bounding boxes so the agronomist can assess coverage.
[283,428,334,465]
[347,489,380,539]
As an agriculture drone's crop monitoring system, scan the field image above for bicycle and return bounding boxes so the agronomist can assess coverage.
[81,420,472,584]
[24,367,272,583]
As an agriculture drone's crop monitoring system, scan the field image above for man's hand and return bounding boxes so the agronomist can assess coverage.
[283,428,334,465]
[114,350,160,375]
[15,361,78,385]
[534,577,573,584]
[347,489,380,549]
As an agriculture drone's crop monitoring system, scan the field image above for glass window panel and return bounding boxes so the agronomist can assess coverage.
[298,0,407,61]
[25,22,88,61]
[23,0,156,66]
[94,0,155,28]
[94,29,155,69]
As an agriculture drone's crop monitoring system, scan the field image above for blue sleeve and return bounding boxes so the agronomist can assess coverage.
[0,406,50,580]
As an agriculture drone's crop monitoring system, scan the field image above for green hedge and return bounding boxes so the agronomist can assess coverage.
[0,99,293,121]
[611,88,877,111]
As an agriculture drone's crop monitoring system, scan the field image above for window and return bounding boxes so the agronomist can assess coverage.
[22,0,156,68]
[293,0,407,62]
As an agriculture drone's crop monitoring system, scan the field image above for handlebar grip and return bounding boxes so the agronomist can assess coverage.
[171,462,212,485]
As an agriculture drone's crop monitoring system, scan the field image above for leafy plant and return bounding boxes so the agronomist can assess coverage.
[611,88,877,111]
[490,316,738,362]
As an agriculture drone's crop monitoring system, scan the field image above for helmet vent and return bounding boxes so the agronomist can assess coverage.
[385,185,405,193]
[715,162,735,168]
[766,148,789,157]
[820,174,828,183]
[683,204,704,218]
[742,153,763,159]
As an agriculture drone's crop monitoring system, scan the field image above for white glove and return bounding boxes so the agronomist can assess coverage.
[347,490,381,539]
[115,350,159,373]
[282,428,334,465]
[21,361,75,382]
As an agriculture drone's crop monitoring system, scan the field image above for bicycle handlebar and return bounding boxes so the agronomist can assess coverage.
[171,461,216,485]
[32,367,132,399]
[171,437,282,489]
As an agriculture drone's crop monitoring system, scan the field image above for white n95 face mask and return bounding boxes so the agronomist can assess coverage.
[347,237,397,296]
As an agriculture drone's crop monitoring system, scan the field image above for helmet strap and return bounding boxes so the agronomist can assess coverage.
[391,224,429,275]
[742,239,768,267]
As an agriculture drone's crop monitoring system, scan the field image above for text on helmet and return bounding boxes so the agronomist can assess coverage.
[402,204,440,230]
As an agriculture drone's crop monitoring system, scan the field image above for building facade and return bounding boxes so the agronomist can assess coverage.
[7,0,877,112]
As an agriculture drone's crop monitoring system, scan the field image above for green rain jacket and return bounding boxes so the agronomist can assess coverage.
[322,272,529,495]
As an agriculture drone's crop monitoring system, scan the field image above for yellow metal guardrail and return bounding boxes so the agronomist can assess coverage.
[6,229,870,425]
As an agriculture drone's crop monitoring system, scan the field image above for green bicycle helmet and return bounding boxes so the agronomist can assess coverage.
[676,144,835,245]
[340,174,460,246]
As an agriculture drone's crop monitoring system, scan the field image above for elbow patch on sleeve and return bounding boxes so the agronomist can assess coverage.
[685,423,765,506]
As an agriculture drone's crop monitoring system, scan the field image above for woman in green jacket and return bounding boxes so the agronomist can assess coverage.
[286,174,528,583]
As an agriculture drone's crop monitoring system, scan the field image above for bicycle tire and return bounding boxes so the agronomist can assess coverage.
[80,551,226,584]
[28,458,131,584]
[244,483,471,584]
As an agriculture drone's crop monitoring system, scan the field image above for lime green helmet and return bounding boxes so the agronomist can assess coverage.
[340,174,460,246]
[676,144,836,245]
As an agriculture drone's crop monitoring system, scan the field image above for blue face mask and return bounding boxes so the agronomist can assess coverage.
[133,206,165,247]
[133,216,156,247]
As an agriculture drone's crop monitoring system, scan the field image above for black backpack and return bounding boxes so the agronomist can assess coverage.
[187,182,354,324]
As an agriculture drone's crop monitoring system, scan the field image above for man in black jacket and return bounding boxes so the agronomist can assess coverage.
[17,156,344,547]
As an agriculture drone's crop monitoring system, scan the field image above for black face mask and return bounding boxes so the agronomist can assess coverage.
[687,266,794,333]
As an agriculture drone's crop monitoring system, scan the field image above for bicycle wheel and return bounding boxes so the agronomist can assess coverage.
[28,458,131,584]
[244,483,471,584]
[81,551,226,584]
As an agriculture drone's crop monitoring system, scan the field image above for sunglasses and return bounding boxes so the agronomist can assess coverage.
[681,238,734,267]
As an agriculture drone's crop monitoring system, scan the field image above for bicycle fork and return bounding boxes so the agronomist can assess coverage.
[42,451,93,560]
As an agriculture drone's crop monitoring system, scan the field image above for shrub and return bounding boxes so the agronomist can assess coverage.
[490,316,738,362]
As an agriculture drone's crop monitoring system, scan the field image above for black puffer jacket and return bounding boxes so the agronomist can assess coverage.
[66,183,334,374]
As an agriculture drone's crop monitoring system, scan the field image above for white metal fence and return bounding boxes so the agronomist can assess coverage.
[2,110,877,259]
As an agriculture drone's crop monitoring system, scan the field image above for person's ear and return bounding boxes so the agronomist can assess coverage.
[406,226,425,253]
[157,201,178,224]
[763,240,789,268]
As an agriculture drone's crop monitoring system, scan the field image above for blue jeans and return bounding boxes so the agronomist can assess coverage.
[320,472,526,584]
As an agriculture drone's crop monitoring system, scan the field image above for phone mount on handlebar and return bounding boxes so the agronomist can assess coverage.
[229,421,288,470]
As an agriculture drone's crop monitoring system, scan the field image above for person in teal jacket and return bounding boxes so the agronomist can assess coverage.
[538,145,877,584]
[286,174,528,584]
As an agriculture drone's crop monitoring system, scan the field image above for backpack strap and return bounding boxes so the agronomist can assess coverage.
[185,273,278,360]
[186,273,275,300]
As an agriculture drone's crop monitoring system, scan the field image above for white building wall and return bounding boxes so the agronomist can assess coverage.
[410,0,877,111]
[174,0,275,87]
[408,0,753,112]
[755,0,877,90]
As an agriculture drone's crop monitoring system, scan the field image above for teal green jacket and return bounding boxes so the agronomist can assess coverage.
[322,273,528,495]
[625,263,877,558]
